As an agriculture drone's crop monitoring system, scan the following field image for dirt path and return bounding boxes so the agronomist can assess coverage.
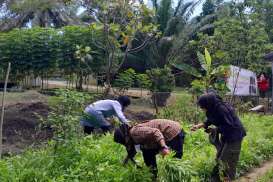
[237,158,273,182]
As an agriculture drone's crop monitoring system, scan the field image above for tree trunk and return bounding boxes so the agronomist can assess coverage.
[152,92,159,114]
[96,76,99,94]
[41,75,44,90]
[104,51,113,96]
[46,73,49,90]
[0,63,11,159]
[76,72,83,91]
[86,76,89,92]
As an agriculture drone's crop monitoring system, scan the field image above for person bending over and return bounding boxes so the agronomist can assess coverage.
[80,96,131,134]
[114,119,185,178]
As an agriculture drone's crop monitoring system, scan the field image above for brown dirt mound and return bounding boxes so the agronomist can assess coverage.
[3,102,53,155]
[125,110,156,122]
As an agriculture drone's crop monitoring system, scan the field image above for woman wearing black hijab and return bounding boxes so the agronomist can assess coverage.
[191,94,246,182]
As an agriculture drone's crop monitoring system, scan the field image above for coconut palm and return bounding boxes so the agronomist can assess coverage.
[0,0,81,31]
[135,0,202,68]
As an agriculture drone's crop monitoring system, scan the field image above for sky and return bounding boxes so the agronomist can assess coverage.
[77,0,204,18]
[144,0,204,17]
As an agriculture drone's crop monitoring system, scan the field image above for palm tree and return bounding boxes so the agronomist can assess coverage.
[0,0,81,31]
[136,0,201,68]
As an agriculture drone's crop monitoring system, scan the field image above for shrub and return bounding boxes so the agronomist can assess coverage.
[135,73,151,96]
[44,89,92,140]
[146,66,175,93]
[114,68,136,93]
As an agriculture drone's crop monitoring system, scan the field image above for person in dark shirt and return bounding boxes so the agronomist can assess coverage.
[191,94,246,182]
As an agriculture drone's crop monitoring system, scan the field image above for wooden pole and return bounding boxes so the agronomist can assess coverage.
[0,62,11,158]
[271,62,273,113]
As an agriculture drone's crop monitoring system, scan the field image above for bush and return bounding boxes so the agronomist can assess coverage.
[135,73,151,95]
[146,66,175,93]
[45,89,93,140]
[158,92,205,123]
[114,68,136,93]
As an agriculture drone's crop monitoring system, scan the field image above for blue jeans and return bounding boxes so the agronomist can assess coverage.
[80,108,111,134]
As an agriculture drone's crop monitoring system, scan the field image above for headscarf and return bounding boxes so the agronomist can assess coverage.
[114,127,126,145]
[197,93,221,112]
[113,124,136,159]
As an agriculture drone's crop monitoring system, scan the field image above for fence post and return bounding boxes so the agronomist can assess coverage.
[0,62,11,159]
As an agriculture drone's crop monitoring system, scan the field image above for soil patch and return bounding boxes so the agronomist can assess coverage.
[125,110,156,122]
[237,158,273,182]
[3,102,53,155]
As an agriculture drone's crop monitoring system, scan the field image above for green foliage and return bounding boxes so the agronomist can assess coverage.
[135,73,152,90]
[201,0,216,16]
[114,69,152,94]
[0,28,59,81]
[157,0,172,32]
[60,26,105,76]
[173,48,229,95]
[147,67,175,93]
[1,106,273,181]
[114,69,137,92]
[158,91,205,123]
[247,0,273,43]
[46,89,92,140]
[0,26,105,83]
[0,136,152,182]
[0,0,80,31]
[193,16,273,73]
[86,0,159,89]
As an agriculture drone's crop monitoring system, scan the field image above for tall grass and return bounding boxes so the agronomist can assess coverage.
[0,91,273,181]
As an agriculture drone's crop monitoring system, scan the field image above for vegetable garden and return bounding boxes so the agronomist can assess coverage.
[0,92,272,181]
[0,0,273,181]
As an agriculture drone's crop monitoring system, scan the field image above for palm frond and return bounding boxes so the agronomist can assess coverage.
[174,0,184,16]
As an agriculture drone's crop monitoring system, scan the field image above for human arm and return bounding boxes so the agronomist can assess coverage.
[130,126,170,156]
[123,143,138,166]
[191,123,205,131]
[113,102,128,124]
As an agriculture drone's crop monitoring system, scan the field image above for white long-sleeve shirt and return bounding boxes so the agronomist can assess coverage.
[85,100,128,123]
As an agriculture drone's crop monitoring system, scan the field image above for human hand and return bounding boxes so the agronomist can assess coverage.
[191,123,204,132]
[204,127,212,133]
[191,125,199,132]
[160,146,170,157]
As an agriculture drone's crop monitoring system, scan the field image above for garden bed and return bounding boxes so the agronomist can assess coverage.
[0,114,272,181]
[2,102,52,155]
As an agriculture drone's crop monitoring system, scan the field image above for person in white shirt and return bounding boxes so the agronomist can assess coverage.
[80,96,131,134]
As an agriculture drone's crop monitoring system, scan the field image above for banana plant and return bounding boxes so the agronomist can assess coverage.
[172,48,228,95]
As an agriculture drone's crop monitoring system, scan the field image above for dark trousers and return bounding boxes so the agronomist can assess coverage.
[209,129,242,181]
[83,125,112,134]
[142,131,185,177]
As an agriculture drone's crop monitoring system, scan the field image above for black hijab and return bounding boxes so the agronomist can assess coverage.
[198,93,222,112]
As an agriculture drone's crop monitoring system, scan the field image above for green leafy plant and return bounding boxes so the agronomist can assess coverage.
[114,68,137,93]
[146,66,175,93]
[1,91,273,182]
[147,66,175,108]
[45,89,92,141]
[173,48,229,95]
[135,73,152,96]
